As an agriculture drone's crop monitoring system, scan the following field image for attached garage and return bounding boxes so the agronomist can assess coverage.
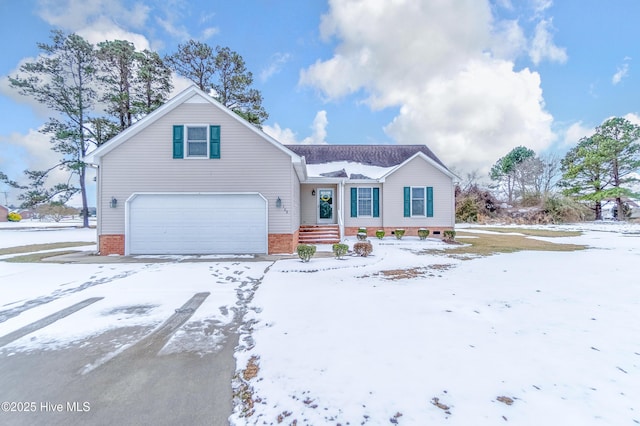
[126,193,267,255]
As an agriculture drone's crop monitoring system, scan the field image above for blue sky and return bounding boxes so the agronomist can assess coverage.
[1,0,640,207]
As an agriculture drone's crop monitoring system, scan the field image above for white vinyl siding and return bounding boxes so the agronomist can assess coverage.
[99,102,297,235]
[382,156,455,228]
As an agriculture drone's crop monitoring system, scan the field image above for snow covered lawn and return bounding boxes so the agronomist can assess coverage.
[233,223,640,425]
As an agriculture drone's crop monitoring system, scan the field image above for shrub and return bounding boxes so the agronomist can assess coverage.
[394,229,405,240]
[353,241,373,257]
[543,195,591,223]
[443,230,456,242]
[297,244,316,262]
[332,243,349,259]
[455,196,479,222]
[375,229,385,239]
[356,232,368,241]
[418,228,430,240]
[7,212,22,222]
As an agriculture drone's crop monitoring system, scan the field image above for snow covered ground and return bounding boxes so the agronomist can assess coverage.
[232,222,640,425]
[1,220,639,425]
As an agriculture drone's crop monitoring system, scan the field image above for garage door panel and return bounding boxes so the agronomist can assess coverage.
[128,194,267,255]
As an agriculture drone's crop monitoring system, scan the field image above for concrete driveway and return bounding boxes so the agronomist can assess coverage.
[0,259,271,426]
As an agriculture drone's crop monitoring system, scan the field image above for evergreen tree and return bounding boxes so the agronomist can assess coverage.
[561,117,640,220]
[490,146,535,203]
[167,41,268,126]
[133,49,173,117]
[8,30,98,226]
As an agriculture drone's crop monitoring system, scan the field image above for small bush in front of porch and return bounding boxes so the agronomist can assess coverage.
[443,230,456,243]
[297,244,317,262]
[332,243,349,259]
[375,229,385,239]
[394,229,405,240]
[418,228,430,240]
[357,227,368,241]
[353,241,373,257]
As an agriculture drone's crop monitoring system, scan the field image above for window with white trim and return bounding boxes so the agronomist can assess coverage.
[357,188,372,217]
[411,187,425,216]
[186,125,208,158]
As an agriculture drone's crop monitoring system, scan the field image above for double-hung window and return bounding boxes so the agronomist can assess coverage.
[357,188,373,217]
[404,186,434,217]
[350,187,379,218]
[173,125,221,159]
[411,187,425,216]
[186,125,208,158]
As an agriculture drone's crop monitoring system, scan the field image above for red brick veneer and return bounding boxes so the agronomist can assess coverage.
[99,232,298,255]
[268,231,298,254]
[344,226,453,239]
[99,234,125,255]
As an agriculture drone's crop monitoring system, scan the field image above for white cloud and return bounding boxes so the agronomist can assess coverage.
[37,0,150,31]
[623,112,640,125]
[300,0,557,175]
[529,18,567,65]
[384,59,554,174]
[612,60,630,85]
[260,53,292,82]
[77,17,151,50]
[531,0,553,15]
[562,121,593,147]
[264,111,328,145]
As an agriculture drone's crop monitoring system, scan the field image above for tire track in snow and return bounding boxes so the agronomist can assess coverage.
[0,265,153,324]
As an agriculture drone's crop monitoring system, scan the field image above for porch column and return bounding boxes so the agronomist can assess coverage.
[338,179,345,240]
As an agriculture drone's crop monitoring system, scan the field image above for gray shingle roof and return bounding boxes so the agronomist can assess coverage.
[284,144,448,169]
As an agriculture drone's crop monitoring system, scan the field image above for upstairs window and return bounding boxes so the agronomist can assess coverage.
[173,125,221,159]
[186,126,208,157]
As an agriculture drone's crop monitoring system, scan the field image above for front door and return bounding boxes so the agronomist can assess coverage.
[317,188,334,223]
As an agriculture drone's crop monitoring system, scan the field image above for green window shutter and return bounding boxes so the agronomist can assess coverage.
[426,186,434,217]
[172,125,183,159]
[373,188,380,218]
[350,188,357,217]
[404,186,411,217]
[403,187,410,217]
[209,125,221,159]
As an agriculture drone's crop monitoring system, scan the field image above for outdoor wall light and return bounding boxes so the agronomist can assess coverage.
[110,197,118,208]
[276,197,282,208]
[312,189,316,196]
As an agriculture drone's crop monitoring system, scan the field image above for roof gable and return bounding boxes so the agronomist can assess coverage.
[85,85,301,164]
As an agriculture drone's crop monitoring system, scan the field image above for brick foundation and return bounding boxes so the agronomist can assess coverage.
[344,226,453,239]
[99,232,299,256]
[99,234,125,255]
[268,231,298,254]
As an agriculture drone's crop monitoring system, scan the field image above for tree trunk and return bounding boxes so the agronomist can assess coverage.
[616,197,625,221]
[79,165,89,228]
[594,201,602,220]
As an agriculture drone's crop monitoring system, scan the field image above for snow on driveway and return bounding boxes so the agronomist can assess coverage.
[0,260,271,356]
[233,224,640,425]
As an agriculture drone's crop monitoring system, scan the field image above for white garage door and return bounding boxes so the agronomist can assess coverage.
[127,193,267,255]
